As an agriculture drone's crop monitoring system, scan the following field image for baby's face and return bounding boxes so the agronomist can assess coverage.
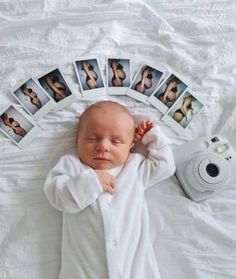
[77,108,134,170]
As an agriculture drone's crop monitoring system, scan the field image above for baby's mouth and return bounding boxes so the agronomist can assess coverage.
[93,157,111,161]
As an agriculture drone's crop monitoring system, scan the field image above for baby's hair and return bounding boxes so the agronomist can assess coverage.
[78,100,135,132]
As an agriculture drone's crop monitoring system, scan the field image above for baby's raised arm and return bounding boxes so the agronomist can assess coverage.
[136,122,176,190]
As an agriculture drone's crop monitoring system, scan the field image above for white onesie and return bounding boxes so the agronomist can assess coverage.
[44,126,175,279]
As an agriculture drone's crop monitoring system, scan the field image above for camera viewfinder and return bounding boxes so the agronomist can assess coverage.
[211,137,219,143]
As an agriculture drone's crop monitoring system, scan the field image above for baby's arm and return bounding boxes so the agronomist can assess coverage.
[136,121,176,190]
[44,155,105,214]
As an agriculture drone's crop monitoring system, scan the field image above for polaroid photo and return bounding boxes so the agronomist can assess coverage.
[106,58,131,95]
[0,104,41,149]
[11,78,55,121]
[74,58,105,99]
[126,63,165,104]
[37,68,77,111]
[161,89,204,135]
[148,72,188,114]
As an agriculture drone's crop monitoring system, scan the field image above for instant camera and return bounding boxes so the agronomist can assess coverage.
[173,135,236,201]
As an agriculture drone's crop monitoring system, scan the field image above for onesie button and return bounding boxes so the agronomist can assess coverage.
[112,239,118,247]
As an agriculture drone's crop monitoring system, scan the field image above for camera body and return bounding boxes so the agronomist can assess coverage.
[173,135,236,202]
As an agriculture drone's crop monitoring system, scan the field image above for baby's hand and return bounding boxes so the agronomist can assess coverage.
[94,170,116,195]
[135,120,154,141]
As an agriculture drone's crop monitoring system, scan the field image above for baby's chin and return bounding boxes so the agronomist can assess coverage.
[80,159,116,170]
[89,162,117,170]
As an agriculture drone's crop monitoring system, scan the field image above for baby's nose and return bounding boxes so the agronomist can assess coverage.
[96,139,111,152]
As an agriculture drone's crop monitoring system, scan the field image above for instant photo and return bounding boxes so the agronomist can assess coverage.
[38,68,77,111]
[127,64,164,104]
[148,73,188,114]
[106,58,131,95]
[12,78,55,121]
[161,89,204,135]
[74,58,105,99]
[0,104,41,149]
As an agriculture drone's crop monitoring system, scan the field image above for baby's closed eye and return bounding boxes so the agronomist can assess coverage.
[85,137,98,142]
[111,138,123,145]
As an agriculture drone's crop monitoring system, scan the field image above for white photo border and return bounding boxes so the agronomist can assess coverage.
[106,57,131,95]
[148,70,189,114]
[74,57,106,99]
[161,88,204,135]
[37,67,77,112]
[0,103,42,149]
[11,77,55,121]
[126,63,165,105]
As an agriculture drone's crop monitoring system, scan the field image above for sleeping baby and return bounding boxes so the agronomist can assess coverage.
[44,100,176,279]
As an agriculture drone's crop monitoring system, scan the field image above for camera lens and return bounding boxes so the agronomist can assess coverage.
[206,163,219,177]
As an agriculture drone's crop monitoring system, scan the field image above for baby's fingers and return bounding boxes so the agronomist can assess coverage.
[146,120,154,128]
[134,132,143,141]
[142,120,153,133]
[107,186,115,195]
[105,176,116,194]
[110,176,117,188]
[142,120,153,129]
[135,125,144,135]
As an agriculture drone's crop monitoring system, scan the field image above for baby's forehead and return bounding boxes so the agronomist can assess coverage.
[79,102,135,130]
[90,104,129,116]
[85,102,133,118]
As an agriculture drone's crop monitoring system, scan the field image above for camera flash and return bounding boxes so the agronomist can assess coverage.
[215,143,231,154]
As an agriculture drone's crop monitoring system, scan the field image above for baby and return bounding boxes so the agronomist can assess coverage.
[44,100,175,279]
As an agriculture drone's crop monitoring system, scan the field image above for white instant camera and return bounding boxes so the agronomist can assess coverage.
[173,135,236,202]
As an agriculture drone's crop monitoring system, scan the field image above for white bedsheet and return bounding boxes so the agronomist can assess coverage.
[0,1,236,278]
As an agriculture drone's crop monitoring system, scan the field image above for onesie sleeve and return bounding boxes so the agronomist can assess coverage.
[44,155,103,214]
[137,126,176,190]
